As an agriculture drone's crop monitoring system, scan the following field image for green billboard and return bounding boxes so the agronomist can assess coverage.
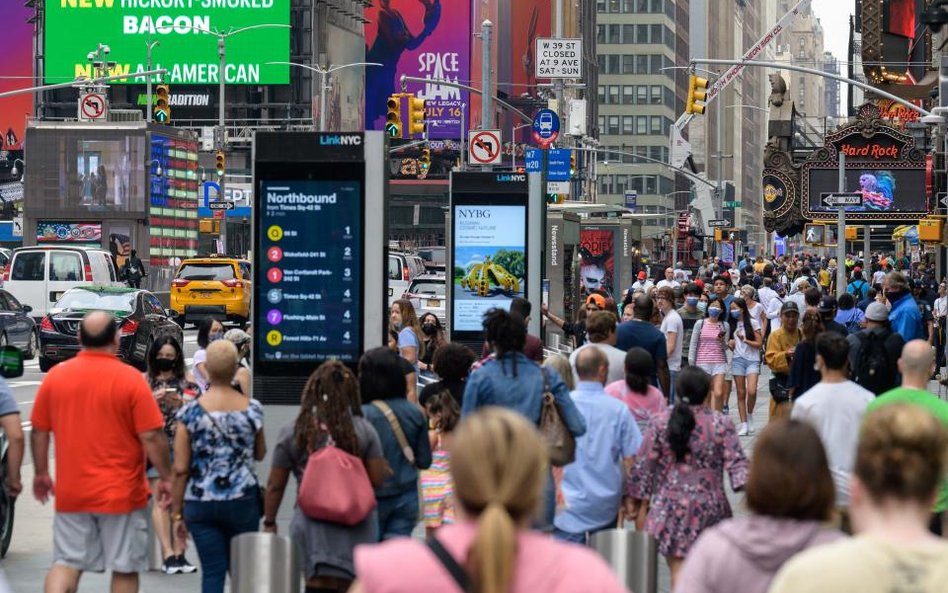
[45,0,290,85]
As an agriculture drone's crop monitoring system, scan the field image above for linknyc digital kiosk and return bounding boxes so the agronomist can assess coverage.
[252,132,386,404]
[447,171,540,350]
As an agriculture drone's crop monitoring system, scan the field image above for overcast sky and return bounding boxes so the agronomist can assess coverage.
[811,0,854,62]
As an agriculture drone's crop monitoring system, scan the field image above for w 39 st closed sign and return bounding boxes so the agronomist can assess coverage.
[535,38,583,79]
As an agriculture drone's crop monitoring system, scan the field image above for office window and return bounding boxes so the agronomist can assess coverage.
[597,25,605,43]
[644,176,657,193]
[665,26,675,50]
[597,55,606,72]
[598,116,606,132]
[650,55,662,73]
[664,87,676,108]
[636,116,648,134]
[598,86,606,104]
[637,24,648,43]
[609,0,620,12]
[616,175,629,192]
[608,24,620,43]
[623,24,635,43]
[650,24,662,43]
[650,85,663,104]
[651,0,662,12]
[636,55,648,73]
[608,116,620,135]
[597,0,606,12]
[622,116,634,134]
[650,116,662,134]
[665,0,675,18]
[649,146,663,161]
[659,176,675,194]
[637,86,648,103]
[622,55,635,74]
[608,55,620,73]
[623,0,635,12]
[636,0,648,11]
[623,86,635,104]
[609,85,620,104]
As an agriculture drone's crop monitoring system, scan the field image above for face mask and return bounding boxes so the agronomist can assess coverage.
[708,307,721,318]
[884,290,903,304]
[686,296,699,307]
[730,310,741,319]
[697,302,707,313]
[155,358,175,372]
[209,332,223,342]
[421,323,437,335]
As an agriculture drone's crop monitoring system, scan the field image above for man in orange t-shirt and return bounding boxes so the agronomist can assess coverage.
[31,311,172,593]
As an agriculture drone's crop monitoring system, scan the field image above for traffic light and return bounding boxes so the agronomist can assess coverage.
[686,75,709,114]
[570,151,576,177]
[154,84,171,123]
[546,192,558,204]
[215,150,225,178]
[385,94,403,138]
[406,95,426,137]
[419,148,431,171]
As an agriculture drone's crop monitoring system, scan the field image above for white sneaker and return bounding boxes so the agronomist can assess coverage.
[747,417,754,434]
[737,422,749,437]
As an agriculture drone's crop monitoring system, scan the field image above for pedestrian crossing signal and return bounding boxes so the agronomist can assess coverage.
[154,84,171,123]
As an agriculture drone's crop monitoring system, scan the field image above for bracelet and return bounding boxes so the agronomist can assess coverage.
[171,511,183,522]
[263,518,276,527]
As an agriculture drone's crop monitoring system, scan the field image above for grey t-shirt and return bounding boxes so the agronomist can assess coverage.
[0,379,18,418]
[271,416,383,483]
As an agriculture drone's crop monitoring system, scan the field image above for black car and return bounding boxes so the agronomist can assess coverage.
[39,286,183,372]
[0,289,37,360]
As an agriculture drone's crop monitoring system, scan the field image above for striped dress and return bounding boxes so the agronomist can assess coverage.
[420,433,455,528]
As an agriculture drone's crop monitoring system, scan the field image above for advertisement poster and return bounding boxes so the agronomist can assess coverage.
[579,227,617,297]
[507,0,550,99]
[365,0,470,138]
[453,205,525,332]
[44,1,290,84]
[0,3,31,151]
[807,168,926,213]
[37,222,103,243]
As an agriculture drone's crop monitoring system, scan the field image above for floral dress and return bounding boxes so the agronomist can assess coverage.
[628,406,749,558]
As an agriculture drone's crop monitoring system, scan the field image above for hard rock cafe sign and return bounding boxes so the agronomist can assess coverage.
[871,99,922,127]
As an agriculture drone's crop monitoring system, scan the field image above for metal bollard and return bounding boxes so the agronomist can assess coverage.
[589,525,658,593]
[230,532,300,593]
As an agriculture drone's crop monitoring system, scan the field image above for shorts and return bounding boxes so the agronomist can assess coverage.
[731,357,761,376]
[697,362,727,377]
[53,508,148,573]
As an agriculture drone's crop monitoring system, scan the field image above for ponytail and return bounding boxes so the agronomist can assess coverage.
[668,403,696,462]
[468,502,517,593]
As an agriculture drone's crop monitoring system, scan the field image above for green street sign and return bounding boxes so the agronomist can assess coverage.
[724,201,741,207]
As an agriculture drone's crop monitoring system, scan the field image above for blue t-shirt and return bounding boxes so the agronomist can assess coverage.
[362,399,432,498]
[397,327,420,361]
[176,399,264,501]
[615,320,667,386]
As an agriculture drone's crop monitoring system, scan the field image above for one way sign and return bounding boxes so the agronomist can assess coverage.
[821,192,863,208]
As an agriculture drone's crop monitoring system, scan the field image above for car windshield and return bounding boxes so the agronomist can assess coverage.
[177,263,235,281]
[409,281,444,296]
[56,291,136,314]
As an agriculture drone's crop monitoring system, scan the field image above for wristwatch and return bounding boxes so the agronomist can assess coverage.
[171,511,183,522]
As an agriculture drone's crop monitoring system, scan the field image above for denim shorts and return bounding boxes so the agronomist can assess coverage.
[731,356,761,376]
[697,362,728,377]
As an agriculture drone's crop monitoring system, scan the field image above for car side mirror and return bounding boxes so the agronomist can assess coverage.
[22,305,32,313]
[0,346,24,379]
[166,309,178,319]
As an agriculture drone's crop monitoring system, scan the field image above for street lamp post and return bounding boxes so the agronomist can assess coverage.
[266,61,382,131]
[145,39,160,123]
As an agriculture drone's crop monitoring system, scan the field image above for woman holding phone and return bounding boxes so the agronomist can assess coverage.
[145,336,200,575]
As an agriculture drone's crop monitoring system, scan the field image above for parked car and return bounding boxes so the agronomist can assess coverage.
[404,273,446,326]
[388,251,426,307]
[417,246,446,272]
[39,286,183,372]
[0,289,37,359]
[3,246,119,319]
[170,256,252,327]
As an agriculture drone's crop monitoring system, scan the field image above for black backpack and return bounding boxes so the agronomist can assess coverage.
[852,330,896,395]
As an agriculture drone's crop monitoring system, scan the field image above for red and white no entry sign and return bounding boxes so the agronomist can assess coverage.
[79,93,107,121]
[469,130,502,165]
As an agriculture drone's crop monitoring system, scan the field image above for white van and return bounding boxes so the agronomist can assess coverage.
[388,251,426,307]
[3,246,120,319]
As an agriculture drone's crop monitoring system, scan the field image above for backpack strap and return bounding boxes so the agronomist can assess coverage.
[426,536,471,592]
[371,401,416,465]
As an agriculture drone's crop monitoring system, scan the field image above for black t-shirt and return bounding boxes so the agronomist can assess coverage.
[823,319,850,337]
[418,379,465,408]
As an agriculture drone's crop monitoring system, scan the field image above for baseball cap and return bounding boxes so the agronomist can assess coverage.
[637,271,647,280]
[818,295,837,313]
[694,278,705,290]
[865,301,889,322]
[586,293,607,309]
[780,301,800,314]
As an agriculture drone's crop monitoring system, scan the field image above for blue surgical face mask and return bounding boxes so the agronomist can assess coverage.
[730,310,741,319]
[686,296,699,307]
[697,302,708,313]
[707,307,721,318]
[209,332,224,342]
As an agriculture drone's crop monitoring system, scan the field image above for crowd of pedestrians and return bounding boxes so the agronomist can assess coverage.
[9,249,948,593]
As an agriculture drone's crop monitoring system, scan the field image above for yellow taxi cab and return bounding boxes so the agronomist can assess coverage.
[170,256,251,327]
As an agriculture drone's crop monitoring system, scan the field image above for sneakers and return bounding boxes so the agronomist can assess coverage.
[737,422,749,437]
[722,404,730,415]
[746,417,754,434]
[161,555,198,575]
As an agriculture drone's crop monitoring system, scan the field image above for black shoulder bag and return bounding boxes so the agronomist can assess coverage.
[427,536,471,592]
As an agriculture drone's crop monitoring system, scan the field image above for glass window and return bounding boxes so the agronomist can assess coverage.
[665,26,675,49]
[636,86,648,103]
[176,263,235,281]
[597,25,605,43]
[49,252,82,282]
[608,116,620,135]
[609,0,620,12]
[650,85,663,104]
[650,116,662,134]
[1,292,22,311]
[636,0,648,11]
[637,24,648,43]
[622,55,635,74]
[664,87,676,108]
[608,24,620,43]
[649,146,663,161]
[623,86,635,104]
[56,289,137,314]
[650,24,662,43]
[597,55,606,72]
[11,252,45,282]
[651,0,662,12]
[623,24,635,43]
[636,116,648,134]
[636,54,648,73]
[608,55,620,73]
[608,86,620,104]
[598,86,607,104]
[622,116,634,134]
[650,55,662,73]
[623,0,635,12]
[598,115,606,132]
[597,0,606,12]
[645,176,657,193]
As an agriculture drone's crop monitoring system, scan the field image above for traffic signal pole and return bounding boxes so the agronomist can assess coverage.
[480,19,493,171]
[145,39,159,123]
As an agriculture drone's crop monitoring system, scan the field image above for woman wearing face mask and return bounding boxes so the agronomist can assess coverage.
[688,300,730,411]
[192,318,225,393]
[145,336,200,575]
[727,297,763,436]
[417,313,446,375]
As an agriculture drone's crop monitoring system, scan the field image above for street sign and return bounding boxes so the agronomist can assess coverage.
[547,148,571,181]
[535,38,583,79]
[723,201,741,208]
[547,181,569,194]
[821,192,863,207]
[624,190,637,210]
[532,108,560,147]
[708,219,731,228]
[524,148,542,173]
[11,216,22,238]
[469,130,502,165]
[938,192,948,208]
[208,201,235,211]
[78,92,107,122]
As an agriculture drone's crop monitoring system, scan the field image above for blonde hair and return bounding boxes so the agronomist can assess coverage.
[205,340,239,386]
[449,408,547,593]
[542,353,575,391]
[856,404,948,504]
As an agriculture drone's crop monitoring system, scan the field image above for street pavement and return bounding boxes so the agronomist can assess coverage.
[1,340,882,593]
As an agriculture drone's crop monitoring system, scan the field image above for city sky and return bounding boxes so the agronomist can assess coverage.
[811,0,853,64]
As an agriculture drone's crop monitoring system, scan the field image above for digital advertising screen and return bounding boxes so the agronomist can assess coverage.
[364,0,471,138]
[806,168,927,215]
[579,227,617,298]
[45,1,290,85]
[148,135,199,268]
[0,2,32,152]
[451,204,526,333]
[255,179,363,367]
